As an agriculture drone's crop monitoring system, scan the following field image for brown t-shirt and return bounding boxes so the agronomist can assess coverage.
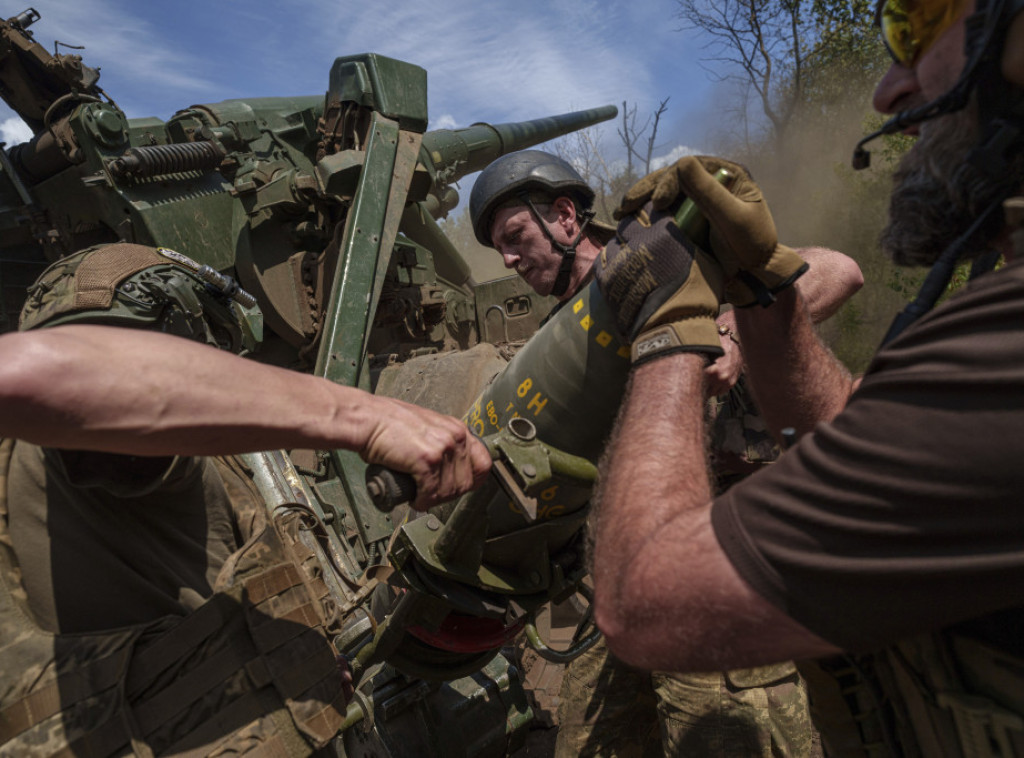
[7,442,245,633]
[712,258,1024,653]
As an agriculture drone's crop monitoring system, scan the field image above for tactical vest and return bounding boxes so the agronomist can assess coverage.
[800,629,1024,758]
[0,440,349,757]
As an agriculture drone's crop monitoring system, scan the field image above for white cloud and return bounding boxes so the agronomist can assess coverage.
[305,0,662,131]
[431,114,458,130]
[651,144,700,170]
[0,117,32,146]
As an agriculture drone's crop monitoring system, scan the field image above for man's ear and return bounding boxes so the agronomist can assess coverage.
[553,196,577,229]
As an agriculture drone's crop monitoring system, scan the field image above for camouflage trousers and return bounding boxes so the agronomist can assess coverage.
[554,639,822,757]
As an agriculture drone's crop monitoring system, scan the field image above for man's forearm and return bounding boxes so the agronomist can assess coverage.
[592,341,844,672]
[735,287,853,437]
[591,353,835,670]
[593,354,712,560]
[0,325,492,508]
[592,354,712,653]
[0,326,379,454]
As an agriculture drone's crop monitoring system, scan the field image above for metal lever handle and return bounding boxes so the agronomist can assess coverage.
[365,418,550,513]
[365,465,417,512]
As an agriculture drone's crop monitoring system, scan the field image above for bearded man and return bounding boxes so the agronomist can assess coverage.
[589,0,1024,754]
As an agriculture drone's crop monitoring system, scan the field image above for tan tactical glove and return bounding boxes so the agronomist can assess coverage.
[616,156,807,307]
[596,201,725,365]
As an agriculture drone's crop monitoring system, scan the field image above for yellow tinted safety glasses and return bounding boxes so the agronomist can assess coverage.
[876,0,969,66]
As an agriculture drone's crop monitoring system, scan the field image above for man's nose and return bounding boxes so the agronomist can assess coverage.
[873,63,919,115]
[500,251,519,268]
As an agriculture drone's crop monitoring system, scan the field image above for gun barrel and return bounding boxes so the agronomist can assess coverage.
[420,105,617,184]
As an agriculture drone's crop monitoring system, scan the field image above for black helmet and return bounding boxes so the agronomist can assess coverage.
[469,150,595,248]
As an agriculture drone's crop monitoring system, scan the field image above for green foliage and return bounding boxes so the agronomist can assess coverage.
[887,258,996,301]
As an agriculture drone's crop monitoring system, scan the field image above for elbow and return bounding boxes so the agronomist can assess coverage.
[593,574,671,671]
[815,247,864,300]
[595,597,647,668]
[595,596,699,671]
[593,566,638,665]
[798,247,864,322]
[840,257,865,299]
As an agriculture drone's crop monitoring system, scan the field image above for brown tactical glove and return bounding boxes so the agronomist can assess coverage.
[616,156,808,307]
[596,201,725,365]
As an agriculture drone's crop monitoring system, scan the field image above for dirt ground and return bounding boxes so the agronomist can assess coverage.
[509,645,563,757]
[511,726,558,757]
[508,598,588,758]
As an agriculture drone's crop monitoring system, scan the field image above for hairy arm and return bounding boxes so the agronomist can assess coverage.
[704,247,861,396]
[736,286,855,438]
[592,353,841,671]
[0,325,491,508]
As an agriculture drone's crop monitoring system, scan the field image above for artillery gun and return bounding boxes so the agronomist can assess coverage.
[0,7,621,756]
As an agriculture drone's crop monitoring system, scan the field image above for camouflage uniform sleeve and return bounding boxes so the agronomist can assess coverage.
[707,375,780,493]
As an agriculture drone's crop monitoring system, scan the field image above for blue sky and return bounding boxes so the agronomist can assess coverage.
[0,0,724,169]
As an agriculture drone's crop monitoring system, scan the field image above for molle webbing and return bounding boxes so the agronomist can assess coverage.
[71,244,169,311]
[0,631,137,754]
[798,655,898,758]
[0,446,346,757]
[803,633,1024,758]
[881,634,1024,758]
[19,244,170,330]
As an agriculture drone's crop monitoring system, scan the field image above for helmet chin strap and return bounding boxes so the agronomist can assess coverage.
[522,193,596,298]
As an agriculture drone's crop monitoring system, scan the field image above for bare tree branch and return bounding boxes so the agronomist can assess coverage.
[617,99,672,181]
[676,0,810,146]
[553,126,618,221]
[644,99,670,174]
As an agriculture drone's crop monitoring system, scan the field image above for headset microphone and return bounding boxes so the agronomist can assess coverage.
[852,82,974,169]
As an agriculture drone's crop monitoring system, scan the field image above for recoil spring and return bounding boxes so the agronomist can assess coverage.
[109,141,226,179]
